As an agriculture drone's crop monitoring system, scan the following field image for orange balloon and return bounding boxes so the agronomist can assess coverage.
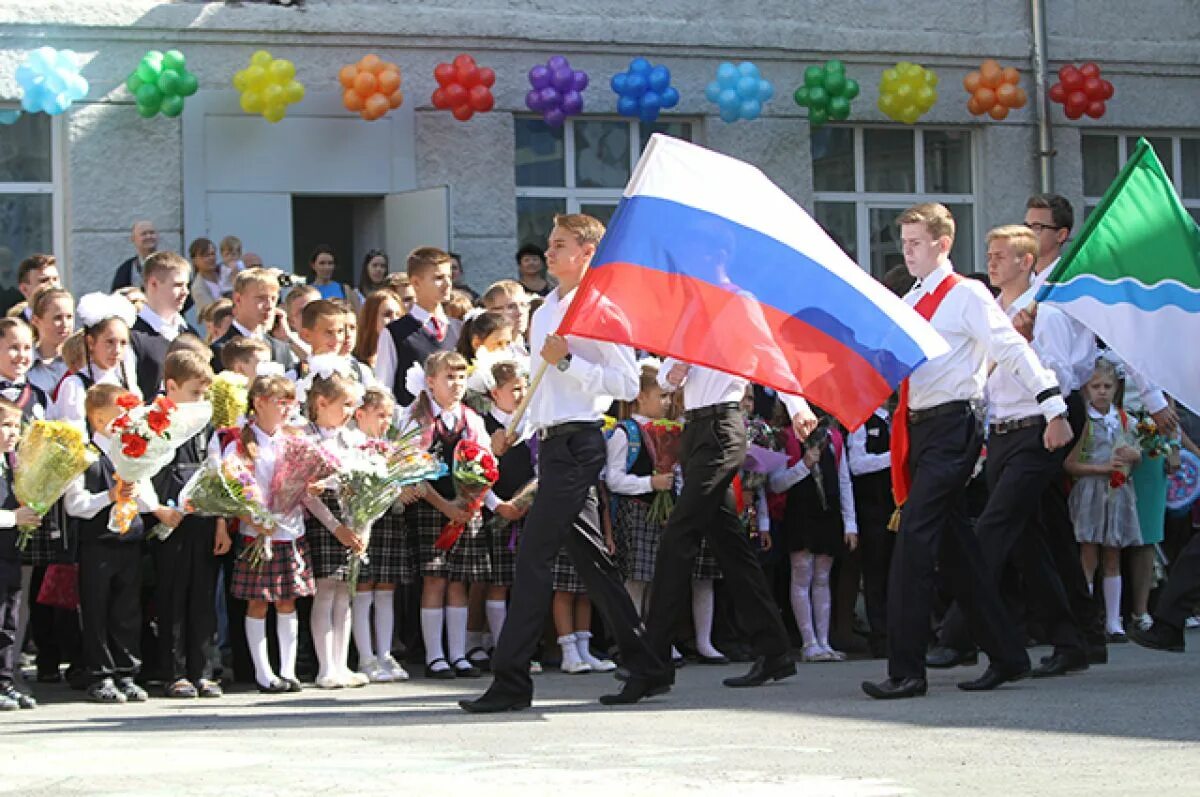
[963,71,981,93]
[388,88,404,109]
[974,87,996,109]
[996,83,1019,107]
[359,54,383,74]
[989,104,1009,120]
[338,65,358,89]
[1002,67,1020,86]
[378,69,401,95]
[1012,86,1028,107]
[343,88,364,112]
[353,71,378,96]
[364,93,389,119]
[967,95,987,115]
[980,61,1002,89]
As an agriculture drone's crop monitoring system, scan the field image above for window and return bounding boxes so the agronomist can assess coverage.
[811,126,978,278]
[514,117,695,247]
[0,109,61,312]
[1082,133,1200,225]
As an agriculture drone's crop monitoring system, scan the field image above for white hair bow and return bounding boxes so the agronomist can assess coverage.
[637,356,663,372]
[465,346,529,394]
[464,307,486,324]
[404,361,427,401]
[296,354,356,405]
[77,292,136,330]
[256,361,285,378]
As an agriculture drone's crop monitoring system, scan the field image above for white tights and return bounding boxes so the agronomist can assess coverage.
[789,551,834,651]
[312,579,352,680]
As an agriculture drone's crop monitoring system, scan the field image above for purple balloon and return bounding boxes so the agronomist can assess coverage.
[538,86,560,107]
[552,67,574,92]
[572,71,589,91]
[525,89,544,111]
[529,65,551,90]
[547,55,569,72]
[562,90,584,116]
[544,107,566,127]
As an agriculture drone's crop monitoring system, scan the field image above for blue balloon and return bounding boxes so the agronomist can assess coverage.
[736,76,758,99]
[719,105,741,123]
[16,47,87,116]
[611,73,627,94]
[648,65,670,93]
[705,82,721,103]
[717,62,738,86]
[614,58,678,118]
[758,80,774,102]
[641,90,662,115]
[630,57,651,74]
[0,109,21,125]
[661,86,680,108]
[617,95,639,117]
[625,73,647,96]
[738,61,760,79]
[740,98,762,120]
[639,107,659,123]
[719,88,738,108]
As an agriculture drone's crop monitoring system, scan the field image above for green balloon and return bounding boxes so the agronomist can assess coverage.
[804,65,824,89]
[136,102,159,119]
[826,59,845,74]
[163,49,186,73]
[144,50,164,68]
[809,106,829,127]
[126,74,143,93]
[829,96,851,120]
[135,60,160,84]
[845,78,861,100]
[808,86,828,109]
[136,83,162,109]
[157,69,182,96]
[178,71,199,97]
[824,71,847,96]
[793,86,810,107]
[160,94,185,117]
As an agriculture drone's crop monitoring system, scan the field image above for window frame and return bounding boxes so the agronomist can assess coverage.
[811,124,981,274]
[0,107,67,282]
[1081,132,1200,220]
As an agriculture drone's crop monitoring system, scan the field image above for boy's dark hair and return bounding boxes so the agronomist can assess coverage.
[515,244,544,264]
[1026,193,1074,233]
[18,254,56,285]
[406,246,453,280]
[301,298,346,330]
[164,350,215,387]
[219,336,270,371]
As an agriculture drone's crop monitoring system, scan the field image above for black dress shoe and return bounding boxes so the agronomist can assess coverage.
[722,654,796,688]
[1032,650,1088,678]
[256,678,289,694]
[1129,623,1185,652]
[458,690,532,713]
[694,654,730,665]
[957,665,1029,691]
[925,646,978,669]
[599,675,672,705]
[861,677,927,700]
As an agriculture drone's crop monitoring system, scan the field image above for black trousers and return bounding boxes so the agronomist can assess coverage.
[646,407,789,662]
[79,539,143,681]
[887,406,1028,680]
[1155,530,1200,630]
[0,559,20,682]
[856,506,894,644]
[153,521,218,682]
[937,423,1085,655]
[490,428,665,698]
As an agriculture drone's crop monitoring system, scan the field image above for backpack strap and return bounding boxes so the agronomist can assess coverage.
[617,418,642,471]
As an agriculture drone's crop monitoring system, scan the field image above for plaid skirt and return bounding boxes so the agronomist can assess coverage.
[413,501,491,583]
[488,517,520,588]
[365,509,415,586]
[693,536,723,581]
[21,506,68,567]
[552,547,585,594]
[613,496,662,583]
[231,536,316,602]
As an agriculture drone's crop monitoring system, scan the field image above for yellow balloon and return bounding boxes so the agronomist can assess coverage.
[263,83,284,105]
[916,85,937,109]
[270,59,295,82]
[263,103,286,123]
[240,90,263,114]
[882,69,900,87]
[251,50,272,67]
[283,80,305,104]
[232,70,248,92]
[924,69,940,87]
[245,64,268,89]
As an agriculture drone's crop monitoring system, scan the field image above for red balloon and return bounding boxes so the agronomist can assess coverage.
[1066,90,1088,116]
[467,85,493,113]
[477,67,496,88]
[1086,100,1106,119]
[452,54,476,72]
[443,83,467,107]
[1083,76,1104,99]
[431,87,448,109]
[1048,82,1066,103]
[1080,62,1101,78]
[1100,80,1115,100]
[458,64,480,87]
[1060,66,1083,90]
[452,104,474,122]
[433,63,456,87]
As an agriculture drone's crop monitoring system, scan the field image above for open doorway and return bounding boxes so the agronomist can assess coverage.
[290,195,386,286]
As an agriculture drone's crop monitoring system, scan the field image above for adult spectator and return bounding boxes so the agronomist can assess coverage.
[357,249,390,304]
[449,252,479,302]
[515,244,552,297]
[112,220,158,290]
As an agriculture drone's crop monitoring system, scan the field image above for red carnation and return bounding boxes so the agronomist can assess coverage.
[458,440,481,459]
[1109,471,1127,489]
[121,432,148,458]
[146,410,170,434]
[116,393,140,411]
[112,415,131,430]
[154,396,177,413]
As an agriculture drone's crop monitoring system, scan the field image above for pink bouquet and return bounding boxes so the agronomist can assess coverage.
[268,434,340,517]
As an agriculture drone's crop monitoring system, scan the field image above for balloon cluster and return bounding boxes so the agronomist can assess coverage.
[126,50,199,119]
[877,62,939,125]
[339,54,403,121]
[963,59,1026,120]
[232,51,305,123]
[432,54,496,121]
[611,58,680,123]
[1049,62,1113,120]
[706,61,773,123]
[793,60,859,127]
[16,47,88,116]
[526,56,588,127]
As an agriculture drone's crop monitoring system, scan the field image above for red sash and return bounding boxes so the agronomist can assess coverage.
[890,272,964,510]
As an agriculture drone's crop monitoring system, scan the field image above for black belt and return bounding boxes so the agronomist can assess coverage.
[989,415,1044,435]
[538,420,603,441]
[684,401,741,422]
[907,400,978,426]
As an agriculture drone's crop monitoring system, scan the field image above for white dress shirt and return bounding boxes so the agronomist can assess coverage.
[0,456,18,530]
[906,263,1066,422]
[399,397,500,510]
[221,424,325,542]
[49,359,142,428]
[63,433,160,519]
[138,305,189,342]
[27,353,67,399]
[605,414,653,496]
[656,358,811,419]
[373,304,461,398]
[847,408,891,476]
[525,286,639,431]
[987,293,1072,423]
[767,438,858,534]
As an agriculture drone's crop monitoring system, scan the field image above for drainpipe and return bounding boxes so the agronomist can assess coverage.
[1030,0,1054,192]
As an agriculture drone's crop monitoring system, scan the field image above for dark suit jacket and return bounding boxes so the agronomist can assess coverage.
[112,256,139,291]
[210,325,296,372]
[130,316,202,399]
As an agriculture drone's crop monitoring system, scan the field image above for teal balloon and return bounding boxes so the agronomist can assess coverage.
[824,71,846,96]
[135,83,162,110]
[162,50,186,73]
[178,71,198,97]
[157,69,181,96]
[829,96,851,120]
[793,86,810,107]
[808,86,828,108]
[845,78,860,100]
[160,94,185,117]
[804,66,824,89]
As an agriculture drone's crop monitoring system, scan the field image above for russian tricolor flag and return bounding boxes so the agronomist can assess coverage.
[558,134,949,430]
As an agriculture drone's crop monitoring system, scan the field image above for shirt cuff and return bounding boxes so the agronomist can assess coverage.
[0,510,15,529]
[1141,389,1168,415]
[484,490,501,512]
[1038,395,1069,423]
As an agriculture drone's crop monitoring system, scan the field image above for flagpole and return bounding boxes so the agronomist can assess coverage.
[506,360,549,438]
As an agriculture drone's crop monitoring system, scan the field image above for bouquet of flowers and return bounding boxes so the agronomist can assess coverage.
[178,454,278,567]
[12,420,98,550]
[742,417,785,494]
[1132,411,1172,460]
[745,417,782,451]
[433,438,499,551]
[107,395,212,534]
[335,436,447,592]
[268,434,340,517]
[641,418,685,525]
[207,371,248,429]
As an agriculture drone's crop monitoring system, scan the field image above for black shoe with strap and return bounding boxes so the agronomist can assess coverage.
[452,658,482,678]
[424,657,455,680]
